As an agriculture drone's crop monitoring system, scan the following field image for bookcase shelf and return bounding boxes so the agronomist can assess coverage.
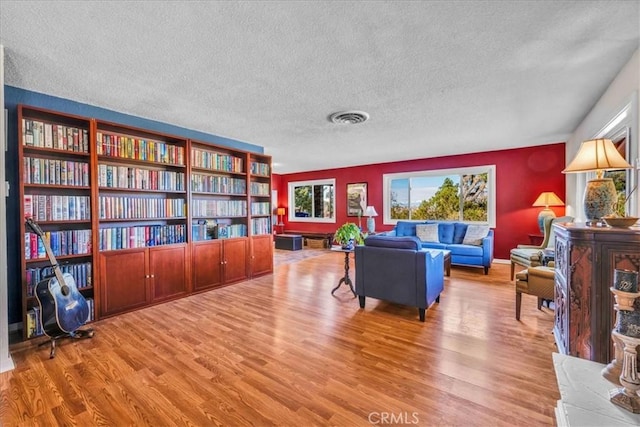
[17,104,273,336]
[19,105,96,340]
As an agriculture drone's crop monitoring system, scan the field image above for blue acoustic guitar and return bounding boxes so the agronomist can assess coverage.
[26,218,90,340]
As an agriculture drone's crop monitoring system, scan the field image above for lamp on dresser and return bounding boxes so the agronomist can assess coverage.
[532,191,564,233]
[562,138,632,225]
[364,206,378,234]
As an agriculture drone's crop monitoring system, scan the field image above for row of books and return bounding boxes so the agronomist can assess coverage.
[98,224,186,250]
[22,119,90,153]
[96,131,185,165]
[250,182,270,196]
[251,217,272,235]
[24,195,91,222]
[23,157,90,186]
[192,148,244,173]
[98,164,185,191]
[25,230,92,260]
[222,224,247,239]
[250,202,271,215]
[26,298,94,338]
[190,173,246,194]
[99,196,185,220]
[25,262,92,297]
[191,199,247,217]
[250,161,270,176]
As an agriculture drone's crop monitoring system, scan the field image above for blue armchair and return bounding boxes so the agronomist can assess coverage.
[354,235,445,321]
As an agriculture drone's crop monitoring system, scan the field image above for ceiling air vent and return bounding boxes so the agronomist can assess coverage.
[329,111,370,125]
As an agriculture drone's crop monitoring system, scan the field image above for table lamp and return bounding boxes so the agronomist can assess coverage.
[364,206,378,233]
[276,207,285,226]
[563,138,632,225]
[532,191,564,233]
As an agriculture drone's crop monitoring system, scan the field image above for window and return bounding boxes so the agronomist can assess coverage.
[383,165,496,227]
[288,179,336,223]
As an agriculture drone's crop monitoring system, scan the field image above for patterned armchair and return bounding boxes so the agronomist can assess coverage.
[510,215,573,280]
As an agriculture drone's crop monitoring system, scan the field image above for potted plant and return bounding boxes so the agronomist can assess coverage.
[334,222,365,250]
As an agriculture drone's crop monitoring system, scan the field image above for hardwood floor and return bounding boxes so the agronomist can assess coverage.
[1,251,560,426]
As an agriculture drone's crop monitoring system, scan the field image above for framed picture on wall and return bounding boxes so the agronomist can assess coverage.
[347,182,367,217]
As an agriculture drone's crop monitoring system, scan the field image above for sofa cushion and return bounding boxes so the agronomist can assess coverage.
[396,221,419,237]
[365,235,422,251]
[438,223,455,244]
[416,224,439,242]
[421,242,448,250]
[462,225,490,245]
[453,223,467,244]
[447,244,484,256]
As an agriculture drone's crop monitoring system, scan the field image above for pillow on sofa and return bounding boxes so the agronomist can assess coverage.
[462,225,490,245]
[396,221,418,237]
[453,223,468,244]
[438,222,455,244]
[416,224,439,242]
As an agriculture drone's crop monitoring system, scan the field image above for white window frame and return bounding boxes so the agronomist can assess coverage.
[288,178,336,223]
[382,165,496,228]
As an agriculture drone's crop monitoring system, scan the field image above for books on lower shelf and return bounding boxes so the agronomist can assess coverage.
[98,224,186,250]
[25,262,92,297]
[191,199,247,217]
[251,217,271,235]
[26,297,94,339]
[24,229,92,260]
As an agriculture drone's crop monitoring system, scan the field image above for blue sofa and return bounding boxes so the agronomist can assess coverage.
[355,235,444,321]
[381,221,494,274]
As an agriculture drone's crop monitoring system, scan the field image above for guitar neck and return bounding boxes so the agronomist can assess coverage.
[40,234,66,286]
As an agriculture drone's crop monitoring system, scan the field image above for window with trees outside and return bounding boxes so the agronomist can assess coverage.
[288,179,336,223]
[383,165,496,227]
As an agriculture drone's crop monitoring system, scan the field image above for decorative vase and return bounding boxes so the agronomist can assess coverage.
[341,239,354,250]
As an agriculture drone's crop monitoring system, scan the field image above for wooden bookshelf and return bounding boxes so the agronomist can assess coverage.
[18,105,95,339]
[17,105,273,336]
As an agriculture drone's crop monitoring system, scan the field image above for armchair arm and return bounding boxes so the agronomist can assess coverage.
[517,243,544,250]
[481,231,494,267]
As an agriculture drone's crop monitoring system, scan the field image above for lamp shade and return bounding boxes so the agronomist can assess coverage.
[563,138,632,176]
[532,192,564,208]
[563,138,632,224]
[364,206,378,217]
[277,207,285,216]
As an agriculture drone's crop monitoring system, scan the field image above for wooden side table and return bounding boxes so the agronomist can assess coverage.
[330,247,356,297]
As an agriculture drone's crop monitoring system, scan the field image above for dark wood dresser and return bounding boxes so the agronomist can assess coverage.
[553,222,640,363]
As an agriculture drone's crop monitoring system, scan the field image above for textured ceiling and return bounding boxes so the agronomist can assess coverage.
[1,1,639,174]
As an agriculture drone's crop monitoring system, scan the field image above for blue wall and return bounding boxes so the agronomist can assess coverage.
[4,85,264,324]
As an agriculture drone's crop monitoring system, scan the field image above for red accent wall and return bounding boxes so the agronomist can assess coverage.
[273,143,566,260]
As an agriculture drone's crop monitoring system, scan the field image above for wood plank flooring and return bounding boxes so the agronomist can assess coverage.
[0,250,560,426]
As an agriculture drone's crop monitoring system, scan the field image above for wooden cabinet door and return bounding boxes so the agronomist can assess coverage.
[192,240,223,291]
[223,238,248,284]
[100,249,149,317]
[251,235,273,277]
[150,245,189,302]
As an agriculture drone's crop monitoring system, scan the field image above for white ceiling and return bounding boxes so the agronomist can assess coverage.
[1,1,639,174]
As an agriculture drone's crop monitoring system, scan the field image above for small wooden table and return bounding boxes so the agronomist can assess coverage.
[423,249,451,276]
[330,247,356,297]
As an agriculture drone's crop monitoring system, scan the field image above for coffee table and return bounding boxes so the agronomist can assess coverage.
[423,249,451,276]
